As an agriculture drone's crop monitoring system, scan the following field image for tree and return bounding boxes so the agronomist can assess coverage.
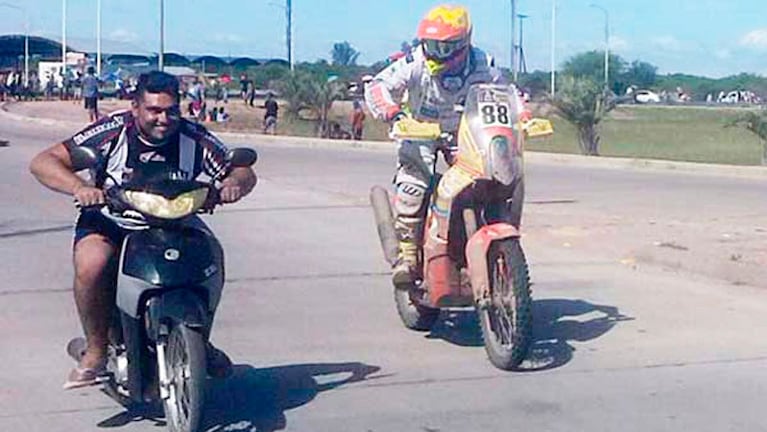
[623,60,657,89]
[276,71,345,136]
[553,75,616,156]
[303,75,346,137]
[727,109,767,165]
[331,41,360,66]
[562,50,627,93]
[277,71,311,118]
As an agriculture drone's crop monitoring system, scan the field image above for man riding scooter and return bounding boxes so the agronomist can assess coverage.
[365,4,529,285]
[29,71,257,389]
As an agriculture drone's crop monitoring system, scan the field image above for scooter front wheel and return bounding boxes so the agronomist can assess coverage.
[162,325,206,432]
[478,238,532,370]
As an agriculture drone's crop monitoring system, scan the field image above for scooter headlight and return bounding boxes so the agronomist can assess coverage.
[124,188,209,219]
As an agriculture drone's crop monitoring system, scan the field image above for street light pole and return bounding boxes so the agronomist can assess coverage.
[590,3,609,90]
[159,0,165,71]
[97,0,101,76]
[62,0,67,76]
[550,0,556,97]
[0,2,29,86]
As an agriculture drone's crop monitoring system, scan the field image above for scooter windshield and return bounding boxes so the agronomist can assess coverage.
[462,84,524,185]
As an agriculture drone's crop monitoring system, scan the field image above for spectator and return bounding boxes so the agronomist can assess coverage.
[81,66,101,123]
[208,106,219,123]
[239,74,250,103]
[247,82,256,107]
[73,70,83,101]
[262,92,278,134]
[217,106,230,123]
[350,99,366,140]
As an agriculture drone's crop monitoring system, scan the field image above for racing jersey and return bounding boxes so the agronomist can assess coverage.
[63,110,231,189]
[365,45,506,133]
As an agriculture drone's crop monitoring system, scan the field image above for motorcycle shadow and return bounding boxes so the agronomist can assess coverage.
[95,361,382,431]
[202,361,382,432]
[423,299,632,372]
[521,298,633,372]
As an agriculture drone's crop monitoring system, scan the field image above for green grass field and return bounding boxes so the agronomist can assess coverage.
[353,104,765,166]
[523,105,764,166]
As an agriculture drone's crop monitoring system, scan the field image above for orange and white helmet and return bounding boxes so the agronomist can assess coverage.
[416,4,472,75]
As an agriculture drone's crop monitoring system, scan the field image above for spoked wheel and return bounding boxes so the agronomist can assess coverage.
[394,284,440,331]
[478,239,532,370]
[162,325,206,432]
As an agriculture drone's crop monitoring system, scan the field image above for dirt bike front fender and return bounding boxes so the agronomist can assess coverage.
[465,223,520,301]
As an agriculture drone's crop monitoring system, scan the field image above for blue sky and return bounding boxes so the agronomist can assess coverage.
[1,0,766,78]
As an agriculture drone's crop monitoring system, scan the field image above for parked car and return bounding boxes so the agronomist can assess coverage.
[634,90,661,104]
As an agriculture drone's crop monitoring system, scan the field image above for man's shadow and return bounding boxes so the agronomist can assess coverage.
[96,361,381,432]
[425,298,632,371]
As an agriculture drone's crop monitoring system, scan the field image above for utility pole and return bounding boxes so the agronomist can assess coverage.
[510,0,517,81]
[517,14,528,75]
[287,0,294,71]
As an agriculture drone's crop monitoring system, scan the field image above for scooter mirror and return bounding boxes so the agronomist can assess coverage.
[69,146,101,172]
[228,148,258,167]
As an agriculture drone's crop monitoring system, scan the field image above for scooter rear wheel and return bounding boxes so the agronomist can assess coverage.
[478,238,532,370]
[163,325,206,432]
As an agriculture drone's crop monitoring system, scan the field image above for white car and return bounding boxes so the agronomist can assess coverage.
[634,90,661,104]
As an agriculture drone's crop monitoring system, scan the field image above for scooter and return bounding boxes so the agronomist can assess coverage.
[66,145,257,432]
[370,83,552,370]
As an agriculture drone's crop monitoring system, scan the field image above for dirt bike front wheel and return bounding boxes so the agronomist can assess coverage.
[477,238,532,370]
[162,324,206,432]
[394,285,440,331]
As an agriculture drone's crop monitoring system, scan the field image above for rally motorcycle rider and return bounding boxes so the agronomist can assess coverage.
[29,71,257,390]
[365,4,529,284]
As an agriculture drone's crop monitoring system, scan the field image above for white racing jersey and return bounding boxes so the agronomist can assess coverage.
[365,45,508,133]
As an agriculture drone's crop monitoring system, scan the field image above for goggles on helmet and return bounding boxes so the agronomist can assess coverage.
[423,38,467,61]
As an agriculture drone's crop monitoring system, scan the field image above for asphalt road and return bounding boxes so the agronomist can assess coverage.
[1,116,767,432]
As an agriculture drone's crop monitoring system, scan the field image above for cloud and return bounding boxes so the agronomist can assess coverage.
[740,29,767,48]
[609,35,629,51]
[650,36,684,51]
[109,28,138,43]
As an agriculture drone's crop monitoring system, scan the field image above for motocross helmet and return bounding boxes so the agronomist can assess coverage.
[416,4,472,76]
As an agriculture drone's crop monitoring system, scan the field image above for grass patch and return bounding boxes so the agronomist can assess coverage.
[526,105,764,166]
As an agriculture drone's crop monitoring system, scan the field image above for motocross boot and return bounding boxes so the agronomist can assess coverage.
[392,216,420,286]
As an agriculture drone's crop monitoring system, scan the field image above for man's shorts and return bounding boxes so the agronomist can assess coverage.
[73,208,125,248]
[84,96,98,111]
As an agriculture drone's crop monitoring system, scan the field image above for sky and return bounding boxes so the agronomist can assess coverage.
[1,0,766,78]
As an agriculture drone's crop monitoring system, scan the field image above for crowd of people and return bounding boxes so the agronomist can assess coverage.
[1,66,372,138]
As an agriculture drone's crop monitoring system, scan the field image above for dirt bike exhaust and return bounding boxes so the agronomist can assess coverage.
[369,186,399,266]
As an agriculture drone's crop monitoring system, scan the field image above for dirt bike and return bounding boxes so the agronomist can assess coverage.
[66,145,257,432]
[370,83,553,370]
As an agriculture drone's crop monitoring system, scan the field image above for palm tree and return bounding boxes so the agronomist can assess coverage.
[727,109,767,165]
[303,76,346,137]
[552,75,616,156]
[277,71,311,118]
[331,42,360,66]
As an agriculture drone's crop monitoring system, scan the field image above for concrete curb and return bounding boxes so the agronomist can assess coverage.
[3,101,766,180]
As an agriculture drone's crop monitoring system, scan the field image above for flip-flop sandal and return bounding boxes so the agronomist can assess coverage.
[63,365,108,390]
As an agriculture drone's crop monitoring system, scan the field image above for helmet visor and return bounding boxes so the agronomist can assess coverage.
[423,39,467,60]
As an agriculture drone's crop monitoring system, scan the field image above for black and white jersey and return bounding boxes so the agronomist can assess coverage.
[63,110,231,188]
